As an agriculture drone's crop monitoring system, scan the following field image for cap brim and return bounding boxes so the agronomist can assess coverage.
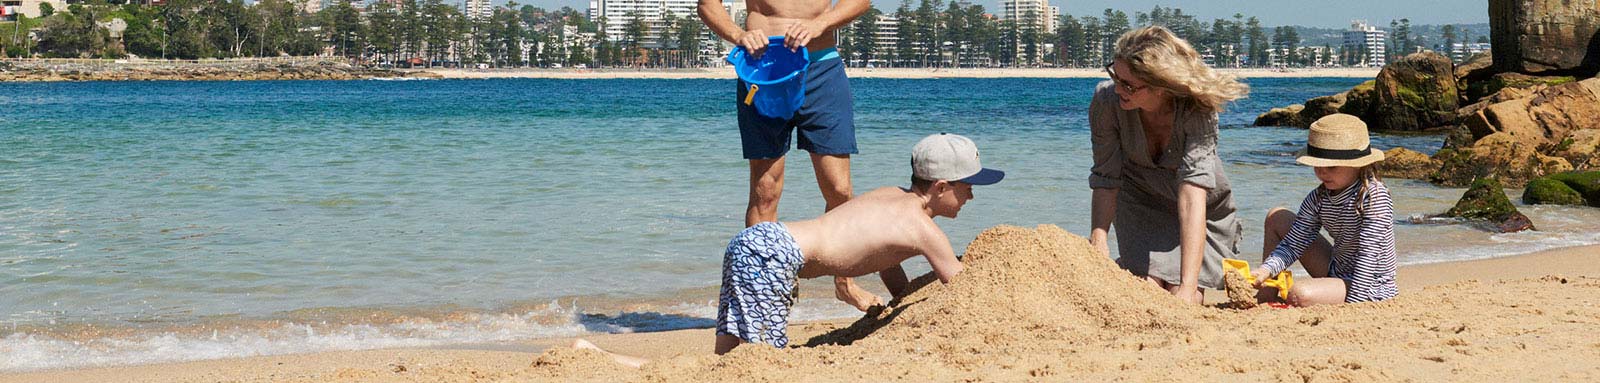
[958,168,1005,185]
[1294,148,1385,168]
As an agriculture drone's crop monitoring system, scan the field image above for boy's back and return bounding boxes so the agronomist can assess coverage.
[786,186,964,283]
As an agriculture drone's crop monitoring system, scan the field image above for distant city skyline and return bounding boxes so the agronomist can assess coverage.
[505,0,1489,29]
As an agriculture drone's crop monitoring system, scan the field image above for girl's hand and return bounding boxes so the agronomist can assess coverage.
[1250,266,1271,286]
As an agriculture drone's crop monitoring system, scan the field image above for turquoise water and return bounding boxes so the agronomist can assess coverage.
[3,77,1598,371]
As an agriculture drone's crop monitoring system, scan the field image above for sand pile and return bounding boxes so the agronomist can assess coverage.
[1224,268,1260,309]
[496,225,1599,381]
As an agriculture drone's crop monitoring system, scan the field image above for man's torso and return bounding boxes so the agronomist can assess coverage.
[743,0,837,50]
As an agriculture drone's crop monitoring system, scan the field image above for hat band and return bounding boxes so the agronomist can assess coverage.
[1305,144,1371,160]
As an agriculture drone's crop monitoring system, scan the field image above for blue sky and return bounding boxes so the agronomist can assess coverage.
[504,0,1489,29]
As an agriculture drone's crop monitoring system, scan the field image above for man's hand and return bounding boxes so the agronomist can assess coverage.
[737,30,768,58]
[1172,283,1204,305]
[834,277,884,312]
[782,20,828,52]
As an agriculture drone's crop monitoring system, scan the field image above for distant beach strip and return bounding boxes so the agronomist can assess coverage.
[407,67,1382,80]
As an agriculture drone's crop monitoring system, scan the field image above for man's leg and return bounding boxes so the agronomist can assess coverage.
[745,157,786,227]
[811,153,878,310]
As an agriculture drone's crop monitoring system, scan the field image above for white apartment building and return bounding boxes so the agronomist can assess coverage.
[464,0,491,21]
[1342,20,1387,67]
[1448,42,1491,62]
[1001,0,1052,32]
[589,0,698,47]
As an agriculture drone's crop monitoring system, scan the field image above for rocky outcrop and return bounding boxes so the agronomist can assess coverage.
[1462,72,1574,105]
[1371,51,1460,132]
[1462,78,1600,144]
[1431,132,1573,187]
[1444,177,1536,233]
[1489,0,1600,75]
[1250,93,1347,128]
[1378,147,1440,179]
[1339,80,1379,118]
[1253,104,1305,127]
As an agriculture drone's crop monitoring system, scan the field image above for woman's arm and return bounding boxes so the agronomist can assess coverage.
[1174,182,1207,304]
[1087,82,1123,257]
[1089,188,1118,257]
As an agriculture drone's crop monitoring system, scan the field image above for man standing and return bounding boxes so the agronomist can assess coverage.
[697,0,885,311]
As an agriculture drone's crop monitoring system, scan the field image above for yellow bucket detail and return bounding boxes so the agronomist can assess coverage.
[743,84,759,106]
[1222,258,1295,301]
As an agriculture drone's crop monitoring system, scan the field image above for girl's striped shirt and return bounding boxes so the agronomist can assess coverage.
[1261,178,1399,302]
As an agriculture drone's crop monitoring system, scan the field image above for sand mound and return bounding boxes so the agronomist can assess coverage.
[513,225,1600,382]
[1224,268,1260,309]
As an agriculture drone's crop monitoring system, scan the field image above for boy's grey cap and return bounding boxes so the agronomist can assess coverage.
[912,133,1005,185]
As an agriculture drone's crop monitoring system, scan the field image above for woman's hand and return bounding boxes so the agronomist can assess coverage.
[1172,283,1204,305]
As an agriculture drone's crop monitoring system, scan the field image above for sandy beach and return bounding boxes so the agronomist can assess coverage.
[408,67,1381,80]
[5,226,1596,383]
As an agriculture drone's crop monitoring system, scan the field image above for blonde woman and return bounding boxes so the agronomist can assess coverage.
[1087,26,1249,304]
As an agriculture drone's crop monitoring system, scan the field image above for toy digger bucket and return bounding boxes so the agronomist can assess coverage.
[1222,258,1252,280]
[728,36,809,120]
[1223,258,1295,301]
[1263,271,1294,301]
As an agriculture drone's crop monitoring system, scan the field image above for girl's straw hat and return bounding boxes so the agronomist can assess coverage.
[1295,113,1385,167]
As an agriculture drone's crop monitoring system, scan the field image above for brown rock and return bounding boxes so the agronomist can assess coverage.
[1431,133,1553,187]
[1551,129,1600,169]
[1379,147,1441,179]
[1489,0,1600,75]
[1463,78,1600,144]
[1253,104,1305,127]
[1339,80,1379,118]
[1296,92,1347,127]
[1372,52,1459,131]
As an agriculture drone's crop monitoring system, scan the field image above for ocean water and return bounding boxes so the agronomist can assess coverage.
[3,77,1599,372]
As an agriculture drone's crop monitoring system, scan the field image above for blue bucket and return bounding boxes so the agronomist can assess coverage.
[728,36,809,120]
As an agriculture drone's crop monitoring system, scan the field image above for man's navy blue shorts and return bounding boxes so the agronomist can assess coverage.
[735,49,856,160]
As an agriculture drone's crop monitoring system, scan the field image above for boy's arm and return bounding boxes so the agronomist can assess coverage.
[878,264,909,299]
[698,0,766,56]
[918,221,964,283]
[781,0,870,50]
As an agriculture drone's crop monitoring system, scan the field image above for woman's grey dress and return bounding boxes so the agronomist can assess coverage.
[1087,81,1242,290]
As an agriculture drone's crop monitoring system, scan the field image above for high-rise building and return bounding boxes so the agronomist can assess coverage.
[464,0,491,20]
[589,0,699,48]
[1343,20,1387,67]
[1000,0,1053,63]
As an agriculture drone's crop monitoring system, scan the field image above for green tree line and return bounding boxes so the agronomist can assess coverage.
[2,0,1461,69]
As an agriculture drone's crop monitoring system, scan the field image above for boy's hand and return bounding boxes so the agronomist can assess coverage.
[834,278,884,312]
[783,20,828,51]
[737,30,768,58]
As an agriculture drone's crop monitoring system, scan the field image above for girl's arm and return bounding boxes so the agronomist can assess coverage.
[1262,191,1325,276]
[1345,185,1399,302]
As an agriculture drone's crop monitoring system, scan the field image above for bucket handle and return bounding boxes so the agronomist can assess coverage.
[743,84,759,106]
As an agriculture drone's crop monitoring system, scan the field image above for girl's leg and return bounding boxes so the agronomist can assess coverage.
[1286,277,1348,307]
[1261,207,1334,277]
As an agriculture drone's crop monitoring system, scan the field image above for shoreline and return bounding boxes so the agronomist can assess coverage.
[4,241,1596,382]
[406,67,1381,80]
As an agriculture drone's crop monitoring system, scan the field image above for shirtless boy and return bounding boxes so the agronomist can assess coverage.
[713,133,1003,354]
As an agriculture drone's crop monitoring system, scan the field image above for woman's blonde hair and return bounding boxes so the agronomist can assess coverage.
[1114,26,1249,113]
